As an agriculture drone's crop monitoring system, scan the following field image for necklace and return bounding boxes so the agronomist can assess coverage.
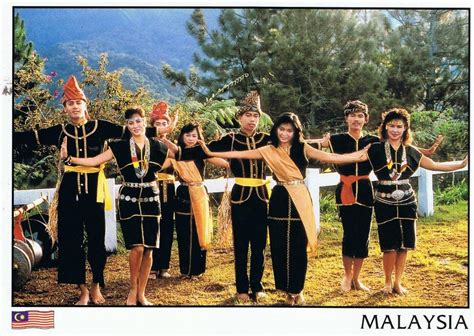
[130,137,150,178]
[385,141,408,181]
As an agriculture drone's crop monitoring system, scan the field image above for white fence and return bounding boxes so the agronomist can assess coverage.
[13,165,468,252]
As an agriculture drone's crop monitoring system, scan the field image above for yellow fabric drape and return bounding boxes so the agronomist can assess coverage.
[64,165,112,211]
[234,177,271,197]
[156,173,175,181]
[171,159,212,250]
[257,145,318,253]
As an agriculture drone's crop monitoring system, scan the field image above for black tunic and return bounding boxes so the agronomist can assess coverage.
[329,133,379,258]
[367,142,423,251]
[208,131,270,294]
[109,138,168,249]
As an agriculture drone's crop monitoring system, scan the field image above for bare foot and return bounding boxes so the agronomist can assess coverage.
[285,293,296,306]
[126,290,137,306]
[137,297,153,306]
[148,272,157,280]
[294,292,305,305]
[340,275,352,292]
[393,284,408,295]
[234,293,251,305]
[352,279,370,292]
[90,283,105,304]
[75,290,89,306]
[382,283,393,294]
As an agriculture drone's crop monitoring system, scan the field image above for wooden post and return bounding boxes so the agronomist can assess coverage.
[104,178,117,252]
[306,168,321,234]
[418,168,434,217]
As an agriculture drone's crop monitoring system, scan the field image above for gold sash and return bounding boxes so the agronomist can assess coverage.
[64,165,112,210]
[234,177,271,197]
[156,173,175,181]
[171,160,212,249]
[257,145,318,252]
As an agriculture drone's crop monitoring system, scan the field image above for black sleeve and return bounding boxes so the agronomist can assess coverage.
[179,145,209,161]
[153,140,169,166]
[367,142,385,172]
[14,124,63,148]
[208,134,232,152]
[97,119,126,140]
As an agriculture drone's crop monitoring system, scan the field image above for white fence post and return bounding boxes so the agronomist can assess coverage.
[306,168,321,234]
[418,168,434,217]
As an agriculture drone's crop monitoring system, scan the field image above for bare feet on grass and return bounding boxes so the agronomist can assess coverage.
[393,283,408,295]
[75,290,89,306]
[90,283,105,304]
[352,279,370,292]
[340,275,352,292]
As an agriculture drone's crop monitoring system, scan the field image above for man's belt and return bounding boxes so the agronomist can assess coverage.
[340,175,370,205]
[64,165,112,210]
[234,178,268,187]
[276,180,305,186]
[180,181,204,187]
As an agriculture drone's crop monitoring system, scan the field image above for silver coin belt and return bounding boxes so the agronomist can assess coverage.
[123,181,157,188]
[378,179,410,185]
[276,180,305,186]
[375,188,414,199]
[119,194,160,203]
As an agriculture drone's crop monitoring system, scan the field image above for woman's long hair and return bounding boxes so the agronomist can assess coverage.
[177,122,204,148]
[378,108,413,145]
[269,112,305,148]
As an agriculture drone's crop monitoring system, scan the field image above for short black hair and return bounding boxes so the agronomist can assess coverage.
[124,106,145,120]
[177,122,204,148]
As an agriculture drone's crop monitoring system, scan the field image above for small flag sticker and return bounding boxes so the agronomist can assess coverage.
[12,310,54,329]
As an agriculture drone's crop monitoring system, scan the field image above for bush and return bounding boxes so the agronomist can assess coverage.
[434,178,468,205]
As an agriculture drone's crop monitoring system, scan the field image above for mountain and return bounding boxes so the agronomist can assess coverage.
[15,8,221,101]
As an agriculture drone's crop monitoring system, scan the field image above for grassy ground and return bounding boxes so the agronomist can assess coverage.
[14,201,468,307]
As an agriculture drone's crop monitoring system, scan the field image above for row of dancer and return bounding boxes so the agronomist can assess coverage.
[14,76,467,305]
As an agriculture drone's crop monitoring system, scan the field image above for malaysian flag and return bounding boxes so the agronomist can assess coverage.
[12,310,54,329]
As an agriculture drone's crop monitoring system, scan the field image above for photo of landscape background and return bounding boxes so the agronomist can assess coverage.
[12,8,468,306]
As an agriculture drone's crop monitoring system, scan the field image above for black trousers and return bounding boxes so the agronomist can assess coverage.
[231,190,268,294]
[57,193,107,287]
[339,204,373,258]
[152,182,175,271]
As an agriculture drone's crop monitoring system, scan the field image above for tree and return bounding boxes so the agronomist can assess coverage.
[14,13,35,67]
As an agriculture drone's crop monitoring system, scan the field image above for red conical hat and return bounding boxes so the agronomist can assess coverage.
[61,75,87,105]
[150,101,171,124]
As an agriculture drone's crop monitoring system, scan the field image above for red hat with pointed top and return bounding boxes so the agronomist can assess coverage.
[61,75,87,105]
[150,101,171,124]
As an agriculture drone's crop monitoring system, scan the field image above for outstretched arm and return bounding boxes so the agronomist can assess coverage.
[160,137,179,154]
[60,137,113,167]
[198,140,263,160]
[415,135,444,156]
[206,157,230,169]
[305,143,369,164]
[306,132,331,148]
[420,155,467,172]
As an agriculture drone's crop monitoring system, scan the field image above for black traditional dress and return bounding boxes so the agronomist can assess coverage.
[208,131,270,294]
[152,165,176,272]
[329,133,379,258]
[257,143,317,295]
[174,145,211,276]
[108,138,168,249]
[367,142,422,251]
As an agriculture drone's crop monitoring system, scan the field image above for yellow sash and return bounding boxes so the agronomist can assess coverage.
[156,173,175,181]
[171,159,212,249]
[234,177,271,197]
[257,145,318,253]
[64,165,112,211]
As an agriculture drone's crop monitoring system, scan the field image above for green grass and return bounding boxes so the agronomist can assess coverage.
[15,201,468,307]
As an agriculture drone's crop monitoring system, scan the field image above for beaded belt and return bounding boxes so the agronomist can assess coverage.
[180,181,204,187]
[276,180,305,186]
[378,179,410,186]
[119,194,160,203]
[375,188,414,201]
[123,181,157,188]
